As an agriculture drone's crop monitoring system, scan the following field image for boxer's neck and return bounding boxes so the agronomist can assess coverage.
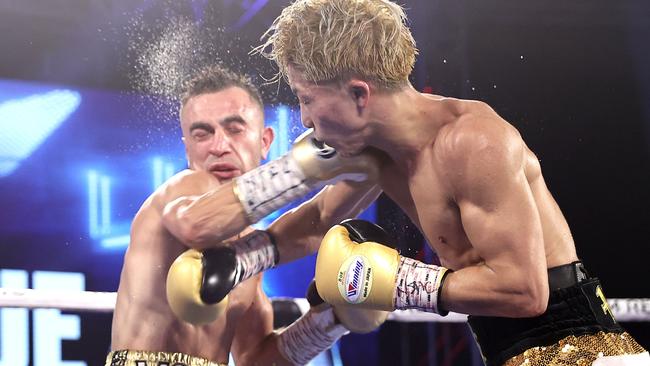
[367,86,450,162]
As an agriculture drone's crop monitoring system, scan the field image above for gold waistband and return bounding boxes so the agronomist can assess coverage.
[504,331,647,366]
[105,350,227,366]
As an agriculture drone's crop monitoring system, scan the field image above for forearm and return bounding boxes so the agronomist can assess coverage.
[162,182,249,250]
[165,182,381,318]
[440,262,549,317]
[249,309,346,366]
[314,220,549,318]
[237,333,292,366]
[163,130,381,250]
[268,181,381,264]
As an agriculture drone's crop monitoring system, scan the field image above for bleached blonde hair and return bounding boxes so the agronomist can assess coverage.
[256,0,418,90]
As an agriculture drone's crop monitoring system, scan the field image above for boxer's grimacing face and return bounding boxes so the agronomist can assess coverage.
[287,66,368,156]
[180,87,273,182]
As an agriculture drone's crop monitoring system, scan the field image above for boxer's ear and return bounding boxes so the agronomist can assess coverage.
[261,126,274,160]
[348,79,370,108]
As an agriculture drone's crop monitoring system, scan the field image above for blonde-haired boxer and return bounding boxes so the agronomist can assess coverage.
[259,0,649,364]
[107,64,387,366]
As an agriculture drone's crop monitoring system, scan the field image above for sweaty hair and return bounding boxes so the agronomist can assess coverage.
[256,0,417,90]
[179,64,264,109]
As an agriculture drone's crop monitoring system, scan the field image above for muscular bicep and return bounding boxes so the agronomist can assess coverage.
[445,119,543,268]
[438,118,549,316]
[457,166,545,276]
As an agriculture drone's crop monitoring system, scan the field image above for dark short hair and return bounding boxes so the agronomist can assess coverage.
[179,64,264,110]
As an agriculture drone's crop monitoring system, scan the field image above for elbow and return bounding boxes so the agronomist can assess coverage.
[511,281,549,317]
[177,224,202,248]
[162,202,204,247]
[517,293,548,318]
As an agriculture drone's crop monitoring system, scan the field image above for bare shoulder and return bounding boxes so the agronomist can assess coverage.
[150,169,220,211]
[434,101,526,192]
[164,169,218,190]
[435,101,523,167]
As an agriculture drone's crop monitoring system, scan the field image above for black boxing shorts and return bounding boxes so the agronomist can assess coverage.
[467,261,647,366]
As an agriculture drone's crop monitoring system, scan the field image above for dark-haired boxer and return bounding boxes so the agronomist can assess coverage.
[260,0,649,364]
[107,64,387,366]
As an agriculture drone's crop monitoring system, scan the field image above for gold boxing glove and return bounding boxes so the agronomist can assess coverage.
[167,231,277,325]
[333,303,389,334]
[166,248,230,325]
[316,220,451,314]
[315,220,400,311]
[233,129,381,222]
[307,279,388,334]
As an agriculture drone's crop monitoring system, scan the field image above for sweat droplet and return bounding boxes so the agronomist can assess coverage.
[125,14,243,124]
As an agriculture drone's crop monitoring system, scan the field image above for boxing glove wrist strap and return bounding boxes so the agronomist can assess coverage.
[277,307,349,365]
[233,154,313,223]
[394,257,451,315]
[231,230,278,286]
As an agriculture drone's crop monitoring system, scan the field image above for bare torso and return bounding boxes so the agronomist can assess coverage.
[110,183,259,363]
[378,97,578,271]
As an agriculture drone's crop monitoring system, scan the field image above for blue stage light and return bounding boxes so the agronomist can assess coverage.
[233,0,269,30]
[152,156,176,191]
[88,171,113,239]
[100,235,131,248]
[269,105,291,160]
[0,89,81,177]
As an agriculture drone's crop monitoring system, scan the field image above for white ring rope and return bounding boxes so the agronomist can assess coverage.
[0,288,117,313]
[1,288,648,322]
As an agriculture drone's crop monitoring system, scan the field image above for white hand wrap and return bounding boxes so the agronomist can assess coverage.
[394,257,450,315]
[233,154,312,223]
[277,307,349,365]
[231,230,277,286]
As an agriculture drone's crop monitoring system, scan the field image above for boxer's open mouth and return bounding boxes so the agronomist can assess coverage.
[209,163,241,180]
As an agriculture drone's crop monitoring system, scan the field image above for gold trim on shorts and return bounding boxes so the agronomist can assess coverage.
[105,350,227,366]
[504,331,647,366]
